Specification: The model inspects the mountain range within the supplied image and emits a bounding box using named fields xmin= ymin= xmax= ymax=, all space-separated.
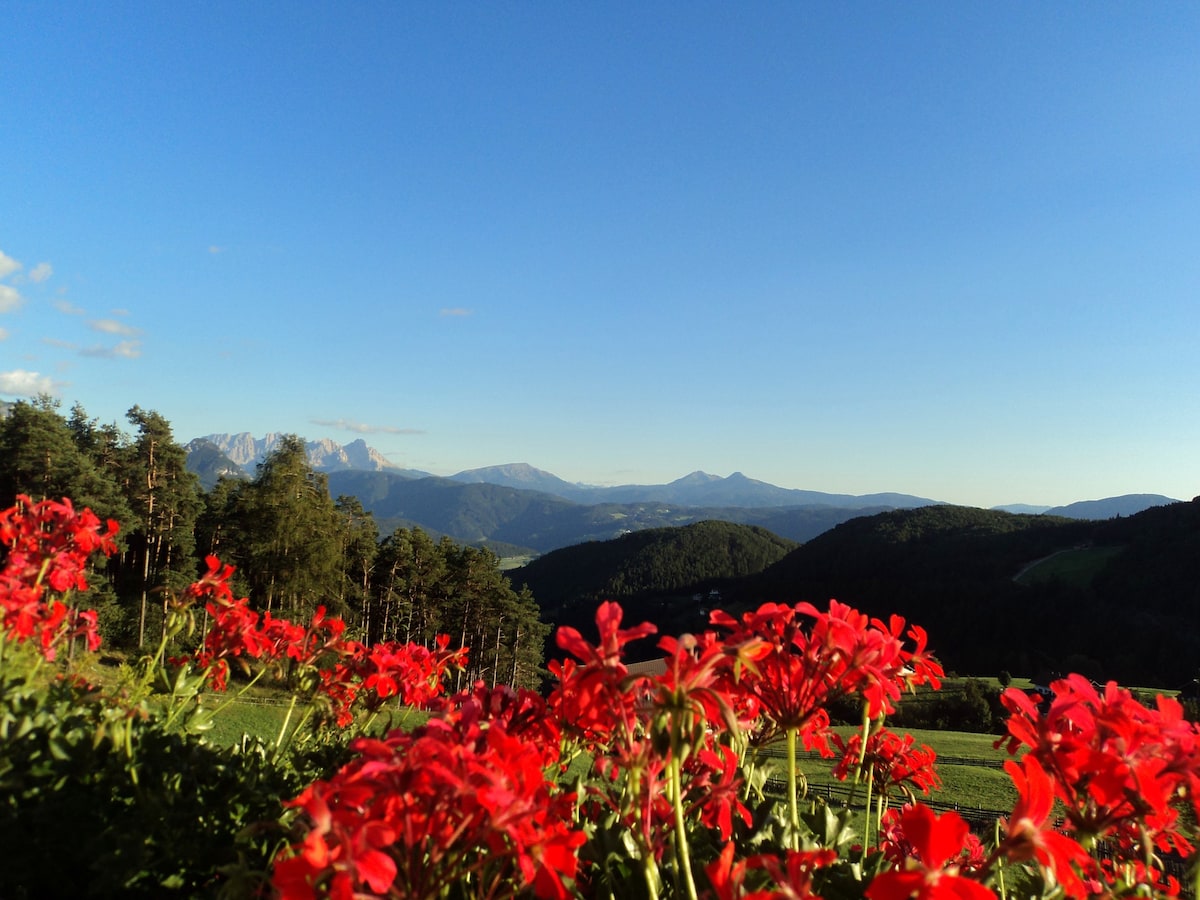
xmin=190 ymin=433 xmax=408 ymax=476
xmin=184 ymin=432 xmax=1183 ymax=553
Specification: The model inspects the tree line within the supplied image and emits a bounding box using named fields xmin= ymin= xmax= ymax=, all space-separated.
xmin=0 ymin=397 xmax=548 ymax=689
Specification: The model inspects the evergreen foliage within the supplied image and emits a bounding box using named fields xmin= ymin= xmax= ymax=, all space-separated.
xmin=367 ymin=528 xmax=548 ymax=690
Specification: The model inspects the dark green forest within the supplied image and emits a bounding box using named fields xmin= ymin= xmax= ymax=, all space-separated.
xmin=512 ymin=520 xmax=797 ymax=639
xmin=733 ymin=503 xmax=1200 ymax=689
xmin=0 ymin=398 xmax=548 ymax=690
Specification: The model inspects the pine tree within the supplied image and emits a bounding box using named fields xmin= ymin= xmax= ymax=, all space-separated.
xmin=333 ymin=494 xmax=378 ymax=628
xmin=122 ymin=406 xmax=202 ymax=646
xmin=0 ymin=397 xmax=130 ymax=522
xmin=235 ymin=435 xmax=343 ymax=618
xmin=369 ymin=527 xmax=448 ymax=645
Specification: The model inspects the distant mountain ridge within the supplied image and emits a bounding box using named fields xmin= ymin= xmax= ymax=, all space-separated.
xmin=197 ymin=432 xmax=427 ymax=477
xmin=183 ymin=434 xmax=1185 ymax=547
xmin=1044 ymin=494 xmax=1179 ymax=520
xmin=325 ymin=469 xmax=894 ymax=554
xmin=446 ymin=463 xmax=942 ymax=509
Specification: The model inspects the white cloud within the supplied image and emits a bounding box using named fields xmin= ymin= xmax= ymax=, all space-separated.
xmin=0 ymin=327 xmax=8 ymax=341
xmin=208 ymin=245 xmax=226 ymax=254
xmin=112 ymin=340 xmax=142 ymax=358
xmin=0 ymin=369 xmax=57 ymax=396
xmin=55 ymin=299 xmax=86 ymax=315
xmin=42 ymin=337 xmax=77 ymax=349
xmin=439 ymin=307 xmax=473 ymax=317
xmin=29 ymin=262 xmax=52 ymax=283
xmin=0 ymin=250 xmax=21 ymax=280
xmin=0 ymin=284 xmax=22 ymax=312
xmin=90 ymin=318 xmax=142 ymax=336
xmin=311 ymin=417 xmax=425 ymax=435
xmin=80 ymin=339 xmax=142 ymax=359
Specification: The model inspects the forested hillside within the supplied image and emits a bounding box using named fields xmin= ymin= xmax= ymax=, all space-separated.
xmin=726 ymin=502 xmax=1200 ymax=688
xmin=512 ymin=520 xmax=796 ymax=641
xmin=520 ymin=501 xmax=1200 ymax=687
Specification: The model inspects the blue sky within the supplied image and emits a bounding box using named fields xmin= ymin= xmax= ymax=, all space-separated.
xmin=2 ymin=3 xmax=1197 ymax=508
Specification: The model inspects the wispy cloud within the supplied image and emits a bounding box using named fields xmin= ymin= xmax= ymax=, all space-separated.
xmin=208 ymin=245 xmax=226 ymax=254
xmin=0 ymin=250 xmax=20 ymax=280
xmin=0 ymin=369 xmax=57 ymax=396
xmin=439 ymin=307 xmax=472 ymax=317
xmin=0 ymin=327 xmax=9 ymax=341
xmin=55 ymin=299 xmax=86 ymax=316
xmin=0 ymin=285 xmax=21 ymax=313
xmin=28 ymin=262 xmax=52 ymax=283
xmin=80 ymin=340 xmax=142 ymax=359
xmin=90 ymin=318 xmax=142 ymax=336
xmin=311 ymin=417 xmax=425 ymax=435
xmin=42 ymin=337 xmax=77 ymax=349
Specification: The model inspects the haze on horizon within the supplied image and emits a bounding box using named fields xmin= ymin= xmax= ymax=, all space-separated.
xmin=2 ymin=4 xmax=1197 ymax=511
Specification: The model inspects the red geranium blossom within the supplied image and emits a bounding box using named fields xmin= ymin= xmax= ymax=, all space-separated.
xmin=999 ymin=674 xmax=1200 ymax=859
xmin=710 ymin=600 xmax=943 ymax=750
xmin=867 ymin=804 xmax=996 ymax=900
xmin=273 ymin=686 xmax=584 ymax=900
xmin=832 ymin=728 xmax=941 ymax=802
xmin=0 ymin=495 xmax=117 ymax=659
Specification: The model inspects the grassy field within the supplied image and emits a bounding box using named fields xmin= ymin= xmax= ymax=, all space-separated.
xmin=80 ymin=651 xmax=1032 ymax=816
xmin=1014 ymin=545 xmax=1124 ymax=588
xmin=201 ymin=697 xmax=294 ymax=747
xmin=759 ymin=724 xmax=1021 ymax=816
xmin=196 ymin=694 xmax=1022 ymax=814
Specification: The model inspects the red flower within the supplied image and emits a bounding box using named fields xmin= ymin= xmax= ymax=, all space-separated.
xmin=832 ymin=728 xmax=941 ymax=800
xmin=710 ymin=600 xmax=942 ymax=749
xmin=274 ymin=706 xmax=584 ymax=900
xmin=1000 ymin=755 xmax=1095 ymax=898
xmin=706 ymin=845 xmax=839 ymax=900
xmin=866 ymin=805 xmax=996 ymax=900
xmin=999 ymin=674 xmax=1200 ymax=859
xmin=0 ymin=496 xmax=117 ymax=659
xmin=686 ymin=741 xmax=752 ymax=841
xmin=752 ymin=848 xmax=839 ymax=900
xmin=548 ymin=601 xmax=656 ymax=746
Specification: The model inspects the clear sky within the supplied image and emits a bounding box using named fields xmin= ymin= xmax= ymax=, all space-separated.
xmin=2 ymin=3 xmax=1197 ymax=508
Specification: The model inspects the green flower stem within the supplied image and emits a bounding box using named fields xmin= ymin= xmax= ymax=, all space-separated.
xmin=166 ymin=665 xmax=269 ymax=733
xmin=994 ymin=819 xmax=1007 ymax=899
xmin=842 ymin=710 xmax=876 ymax=811
xmin=786 ymin=725 xmax=801 ymax=851
xmin=861 ymin=769 xmax=875 ymax=865
xmin=274 ymin=693 xmax=299 ymax=749
xmin=273 ymin=700 xmax=318 ymax=760
xmin=669 ymin=750 xmax=699 ymax=900
xmin=641 ymin=850 xmax=663 ymax=900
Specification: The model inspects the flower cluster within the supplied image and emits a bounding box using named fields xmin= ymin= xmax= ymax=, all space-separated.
xmin=869 ymin=804 xmax=991 ymax=900
xmin=0 ymin=495 xmax=118 ymax=659
xmin=170 ymin=555 xmax=466 ymax=724
xmin=273 ymin=683 xmax=585 ymax=900
xmin=831 ymin=727 xmax=941 ymax=802
xmin=709 ymin=600 xmax=944 ymax=751
xmin=996 ymin=673 xmax=1200 ymax=896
